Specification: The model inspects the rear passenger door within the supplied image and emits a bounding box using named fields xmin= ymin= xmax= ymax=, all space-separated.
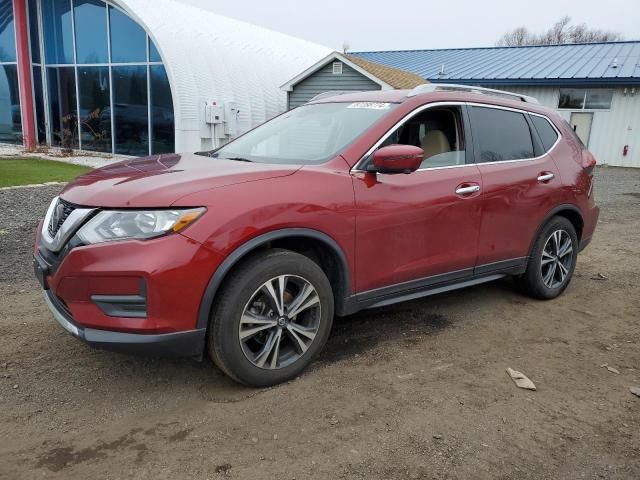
xmin=469 ymin=105 xmax=562 ymax=273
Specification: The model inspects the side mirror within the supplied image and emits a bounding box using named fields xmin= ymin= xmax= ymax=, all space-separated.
xmin=369 ymin=145 xmax=424 ymax=174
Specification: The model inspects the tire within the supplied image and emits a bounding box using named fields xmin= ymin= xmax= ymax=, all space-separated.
xmin=207 ymin=249 xmax=334 ymax=387
xmin=516 ymin=216 xmax=578 ymax=300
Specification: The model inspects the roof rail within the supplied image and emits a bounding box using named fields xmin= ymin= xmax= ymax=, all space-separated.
xmin=407 ymin=84 xmax=539 ymax=104
xmin=308 ymin=91 xmax=359 ymax=102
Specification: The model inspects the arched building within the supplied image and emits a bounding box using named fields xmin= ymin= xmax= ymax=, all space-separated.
xmin=0 ymin=0 xmax=329 ymax=154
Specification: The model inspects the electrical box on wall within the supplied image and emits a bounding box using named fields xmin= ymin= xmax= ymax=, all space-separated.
xmin=224 ymin=102 xmax=239 ymax=136
xmin=205 ymin=103 xmax=224 ymax=124
xmin=202 ymin=100 xmax=240 ymax=143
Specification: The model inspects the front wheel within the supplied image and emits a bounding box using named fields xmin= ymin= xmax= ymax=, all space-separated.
xmin=516 ymin=217 xmax=578 ymax=299
xmin=208 ymin=249 xmax=334 ymax=387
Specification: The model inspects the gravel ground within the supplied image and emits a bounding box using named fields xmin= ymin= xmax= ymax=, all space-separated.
xmin=0 ymin=167 xmax=639 ymax=479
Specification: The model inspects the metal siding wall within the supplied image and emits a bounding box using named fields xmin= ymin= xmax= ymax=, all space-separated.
xmin=486 ymin=85 xmax=640 ymax=168
xmin=288 ymin=62 xmax=381 ymax=109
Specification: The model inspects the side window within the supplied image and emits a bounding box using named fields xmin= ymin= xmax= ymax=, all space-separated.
xmin=530 ymin=115 xmax=559 ymax=152
xmin=379 ymin=107 xmax=466 ymax=168
xmin=470 ymin=106 xmax=534 ymax=162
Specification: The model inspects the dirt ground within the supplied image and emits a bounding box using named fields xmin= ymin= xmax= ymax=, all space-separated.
xmin=1 ymin=167 xmax=639 ymax=479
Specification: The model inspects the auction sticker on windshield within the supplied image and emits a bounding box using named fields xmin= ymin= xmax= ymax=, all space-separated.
xmin=347 ymin=102 xmax=391 ymax=110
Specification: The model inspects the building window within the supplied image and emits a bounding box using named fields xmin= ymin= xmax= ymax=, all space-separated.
xmin=0 ymin=0 xmax=21 ymax=144
xmin=73 ymin=0 xmax=108 ymax=63
xmin=332 ymin=62 xmax=343 ymax=75
xmin=47 ymin=66 xmax=78 ymax=148
xmin=0 ymin=65 xmax=22 ymax=144
xmin=0 ymin=0 xmax=17 ymax=62
xmin=41 ymin=0 xmax=74 ymax=64
xmin=558 ymin=88 xmax=613 ymax=110
xmin=28 ymin=0 xmax=41 ymax=63
xmin=33 ymin=66 xmax=46 ymax=143
xmin=150 ymin=65 xmax=174 ymax=154
xmin=109 ymin=5 xmax=146 ymax=63
xmin=112 ymin=65 xmax=148 ymax=156
xmin=22 ymin=0 xmax=174 ymax=154
xmin=77 ymin=66 xmax=111 ymax=152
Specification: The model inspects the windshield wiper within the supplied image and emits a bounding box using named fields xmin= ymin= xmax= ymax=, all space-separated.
xmin=222 ymin=156 xmax=253 ymax=163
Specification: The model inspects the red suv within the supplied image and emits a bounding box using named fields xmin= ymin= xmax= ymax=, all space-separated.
xmin=34 ymin=85 xmax=599 ymax=386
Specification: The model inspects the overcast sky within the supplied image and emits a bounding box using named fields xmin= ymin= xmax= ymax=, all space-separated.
xmin=184 ymin=0 xmax=638 ymax=51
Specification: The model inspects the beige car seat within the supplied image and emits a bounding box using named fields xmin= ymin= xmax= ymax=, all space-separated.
xmin=420 ymin=130 xmax=451 ymax=159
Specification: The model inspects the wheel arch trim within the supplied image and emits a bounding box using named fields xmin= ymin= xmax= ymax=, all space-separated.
xmin=528 ymin=203 xmax=584 ymax=258
xmin=196 ymin=228 xmax=352 ymax=329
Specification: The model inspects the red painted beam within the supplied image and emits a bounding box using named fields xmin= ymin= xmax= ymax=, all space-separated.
xmin=13 ymin=0 xmax=36 ymax=151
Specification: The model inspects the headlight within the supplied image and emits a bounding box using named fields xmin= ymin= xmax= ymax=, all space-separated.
xmin=76 ymin=208 xmax=205 ymax=244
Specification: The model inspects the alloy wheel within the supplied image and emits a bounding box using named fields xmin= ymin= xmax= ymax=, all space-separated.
xmin=541 ymin=229 xmax=574 ymax=289
xmin=239 ymin=275 xmax=321 ymax=370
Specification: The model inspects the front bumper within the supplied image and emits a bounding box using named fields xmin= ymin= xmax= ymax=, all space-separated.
xmin=42 ymin=288 xmax=206 ymax=358
xmin=33 ymin=215 xmax=223 ymax=359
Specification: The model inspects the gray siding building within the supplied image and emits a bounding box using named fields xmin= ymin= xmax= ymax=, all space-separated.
xmin=282 ymin=52 xmax=426 ymax=110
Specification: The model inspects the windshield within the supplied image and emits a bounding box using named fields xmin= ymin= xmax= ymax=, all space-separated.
xmin=204 ymin=102 xmax=396 ymax=164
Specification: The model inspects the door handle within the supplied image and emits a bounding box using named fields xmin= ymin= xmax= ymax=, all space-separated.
xmin=537 ymin=172 xmax=555 ymax=182
xmin=455 ymin=185 xmax=480 ymax=195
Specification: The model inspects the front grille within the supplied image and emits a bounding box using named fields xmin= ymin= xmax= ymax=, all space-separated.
xmin=47 ymin=199 xmax=76 ymax=237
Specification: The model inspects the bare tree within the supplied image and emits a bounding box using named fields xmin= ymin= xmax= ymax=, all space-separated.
xmin=496 ymin=16 xmax=623 ymax=46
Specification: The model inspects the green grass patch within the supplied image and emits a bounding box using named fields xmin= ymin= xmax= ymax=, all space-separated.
xmin=0 ymin=157 xmax=92 ymax=188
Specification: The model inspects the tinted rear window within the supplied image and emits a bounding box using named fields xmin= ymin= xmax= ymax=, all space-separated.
xmin=470 ymin=107 xmax=534 ymax=162
xmin=530 ymin=115 xmax=559 ymax=152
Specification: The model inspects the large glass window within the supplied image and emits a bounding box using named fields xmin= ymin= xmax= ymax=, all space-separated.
xmin=0 ymin=65 xmax=22 ymax=144
xmin=78 ymin=66 xmax=111 ymax=152
xmin=585 ymin=89 xmax=614 ymax=109
xmin=470 ymin=107 xmax=534 ymax=162
xmin=112 ymin=66 xmax=148 ymax=156
xmin=0 ymin=0 xmax=16 ymax=62
xmin=24 ymin=0 xmax=174 ymax=154
xmin=27 ymin=0 xmax=41 ymax=63
xmin=558 ymin=88 xmax=613 ymax=110
xmin=74 ymin=0 xmax=108 ymax=63
xmin=33 ymin=66 xmax=46 ymax=143
xmin=150 ymin=65 xmax=174 ymax=154
xmin=109 ymin=6 xmax=146 ymax=63
xmin=149 ymin=39 xmax=161 ymax=62
xmin=42 ymin=0 xmax=74 ymax=64
xmin=47 ymin=66 xmax=78 ymax=148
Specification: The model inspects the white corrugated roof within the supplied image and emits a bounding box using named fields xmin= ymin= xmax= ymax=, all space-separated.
xmin=114 ymin=0 xmax=331 ymax=151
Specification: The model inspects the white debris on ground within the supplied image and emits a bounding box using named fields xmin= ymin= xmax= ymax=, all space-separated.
xmin=600 ymin=363 xmax=621 ymax=374
xmin=0 ymin=144 xmax=128 ymax=168
xmin=506 ymin=368 xmax=537 ymax=391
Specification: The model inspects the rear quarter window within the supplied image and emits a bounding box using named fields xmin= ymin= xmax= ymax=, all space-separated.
xmin=469 ymin=106 xmax=534 ymax=162
xmin=530 ymin=115 xmax=559 ymax=152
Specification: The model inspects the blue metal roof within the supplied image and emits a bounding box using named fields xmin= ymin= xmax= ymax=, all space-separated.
xmin=352 ymin=41 xmax=640 ymax=86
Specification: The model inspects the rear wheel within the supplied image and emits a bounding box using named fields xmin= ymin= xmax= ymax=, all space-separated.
xmin=517 ymin=217 xmax=578 ymax=299
xmin=208 ymin=249 xmax=334 ymax=387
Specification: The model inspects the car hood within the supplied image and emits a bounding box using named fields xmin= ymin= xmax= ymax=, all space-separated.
xmin=59 ymin=153 xmax=301 ymax=208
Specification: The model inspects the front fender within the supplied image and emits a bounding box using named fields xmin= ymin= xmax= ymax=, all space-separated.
xmin=173 ymin=168 xmax=357 ymax=328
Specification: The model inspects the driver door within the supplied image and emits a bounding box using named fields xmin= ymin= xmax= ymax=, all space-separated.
xmin=351 ymin=104 xmax=483 ymax=295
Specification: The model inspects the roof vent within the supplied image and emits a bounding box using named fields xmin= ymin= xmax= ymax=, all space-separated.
xmin=332 ymin=62 xmax=343 ymax=75
xmin=611 ymin=58 xmax=620 ymax=69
